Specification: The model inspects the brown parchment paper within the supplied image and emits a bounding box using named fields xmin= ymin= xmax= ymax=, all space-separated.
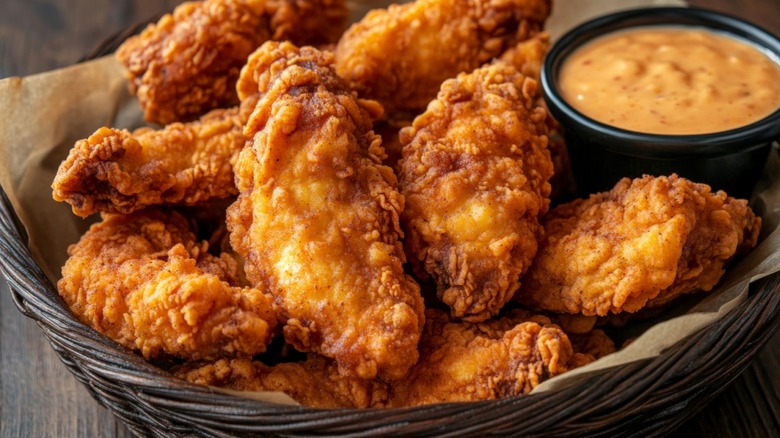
xmin=0 ymin=0 xmax=778 ymax=405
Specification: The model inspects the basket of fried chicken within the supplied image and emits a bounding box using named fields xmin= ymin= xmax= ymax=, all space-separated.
xmin=2 ymin=0 xmax=780 ymax=436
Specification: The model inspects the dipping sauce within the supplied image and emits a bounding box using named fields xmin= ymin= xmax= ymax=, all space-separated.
xmin=559 ymin=27 xmax=780 ymax=135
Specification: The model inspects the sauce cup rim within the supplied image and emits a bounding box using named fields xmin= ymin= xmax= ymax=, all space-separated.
xmin=541 ymin=6 xmax=780 ymax=159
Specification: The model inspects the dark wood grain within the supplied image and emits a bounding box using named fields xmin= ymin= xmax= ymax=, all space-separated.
xmin=689 ymin=0 xmax=780 ymax=36
xmin=680 ymin=0 xmax=780 ymax=434
xmin=0 ymin=2 xmax=179 ymax=437
xmin=0 ymin=0 xmax=180 ymax=78
xmin=1 ymin=281 xmax=131 ymax=437
xmin=0 ymin=0 xmax=779 ymax=437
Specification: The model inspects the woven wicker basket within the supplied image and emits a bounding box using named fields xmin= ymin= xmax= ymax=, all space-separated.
xmin=2 ymin=17 xmax=780 ymax=438
xmin=2 ymin=185 xmax=779 ymax=436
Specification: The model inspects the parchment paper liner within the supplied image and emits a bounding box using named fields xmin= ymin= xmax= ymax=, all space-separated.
xmin=2 ymin=0 xmax=777 ymax=406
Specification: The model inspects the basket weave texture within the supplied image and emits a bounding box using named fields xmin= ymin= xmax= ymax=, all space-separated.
xmin=1 ymin=23 xmax=780 ymax=437
xmin=3 ymin=176 xmax=780 ymax=437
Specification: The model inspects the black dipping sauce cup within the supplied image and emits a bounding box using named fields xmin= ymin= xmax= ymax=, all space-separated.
xmin=541 ymin=7 xmax=780 ymax=199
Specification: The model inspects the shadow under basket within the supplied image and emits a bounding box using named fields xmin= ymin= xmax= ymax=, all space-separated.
xmin=2 ymin=23 xmax=780 ymax=436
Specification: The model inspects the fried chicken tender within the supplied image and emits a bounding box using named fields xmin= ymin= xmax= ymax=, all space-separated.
xmin=399 ymin=62 xmax=552 ymax=322
xmin=550 ymin=313 xmax=598 ymax=334
xmin=116 ymin=0 xmax=347 ymax=124
xmin=498 ymin=31 xmax=550 ymax=80
xmin=515 ymin=175 xmax=762 ymax=316
xmin=373 ymin=118 xmax=411 ymax=172
xmin=176 ymin=355 xmax=389 ymax=408
xmin=58 ymin=209 xmax=277 ymax=360
xmin=385 ymin=309 xmax=588 ymax=407
xmin=334 ymin=0 xmax=552 ymax=114
xmin=498 ymin=33 xmax=577 ymax=202
xmin=568 ymin=329 xmax=616 ymax=360
xmin=526 ymin=313 xmax=615 ymax=359
xmin=227 ymin=42 xmax=425 ymax=381
xmin=52 ymin=98 xmax=257 ymax=218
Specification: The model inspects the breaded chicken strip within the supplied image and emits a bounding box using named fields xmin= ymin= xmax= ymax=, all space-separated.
xmin=177 ymin=309 xmax=607 ymax=409
xmin=227 ymin=42 xmax=425 ymax=381
xmin=371 ymin=34 xmax=551 ymax=177
xmin=385 ymin=308 xmax=589 ymax=407
xmin=52 ymin=98 xmax=257 ymax=218
xmin=116 ymin=0 xmax=347 ymax=124
xmin=498 ymin=32 xmax=577 ymax=202
xmin=58 ymin=209 xmax=277 ymax=361
xmin=334 ymin=0 xmax=551 ymax=114
xmin=515 ymin=175 xmax=761 ymax=316
xmin=373 ymin=118 xmax=410 ymax=172
xmin=399 ymin=62 xmax=552 ymax=322
xmin=176 ymin=355 xmax=389 ymax=408
xmin=568 ymin=329 xmax=616 ymax=360
xmin=498 ymin=31 xmax=550 ymax=80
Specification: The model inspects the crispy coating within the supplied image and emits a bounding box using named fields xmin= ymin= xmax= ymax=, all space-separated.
xmin=385 ymin=309 xmax=588 ymax=407
xmin=373 ymin=118 xmax=411 ymax=173
xmin=227 ymin=42 xmax=425 ymax=381
xmin=399 ymin=62 xmax=552 ymax=322
xmin=176 ymin=355 xmax=389 ymax=408
xmin=546 ymin=128 xmax=577 ymax=203
xmin=177 ymin=309 xmax=605 ymax=409
xmin=57 ymin=209 xmax=277 ymax=360
xmin=334 ymin=0 xmax=552 ymax=114
xmin=498 ymin=31 xmax=550 ymax=80
xmin=498 ymin=33 xmax=576 ymax=202
xmin=52 ymin=98 xmax=257 ymax=218
xmin=116 ymin=0 xmax=347 ymax=124
xmin=568 ymin=329 xmax=616 ymax=360
xmin=550 ymin=313 xmax=598 ymax=334
xmin=516 ymin=175 xmax=762 ymax=316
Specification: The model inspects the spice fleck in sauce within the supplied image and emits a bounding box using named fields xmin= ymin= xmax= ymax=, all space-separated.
xmin=559 ymin=27 xmax=780 ymax=135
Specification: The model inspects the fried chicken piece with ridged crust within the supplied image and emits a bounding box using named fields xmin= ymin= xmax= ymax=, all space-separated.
xmin=498 ymin=32 xmax=577 ymax=202
xmin=372 ymin=35 xmax=551 ymax=199
xmin=372 ymin=118 xmax=411 ymax=173
xmin=227 ymin=42 xmax=425 ymax=381
xmin=52 ymin=97 xmax=257 ymax=218
xmin=58 ymin=209 xmax=277 ymax=361
xmin=399 ymin=62 xmax=552 ymax=322
xmin=175 ymin=355 xmax=389 ymax=408
xmin=568 ymin=329 xmax=616 ymax=360
xmin=385 ymin=308 xmax=590 ymax=407
xmin=498 ymin=31 xmax=550 ymax=80
xmin=515 ymin=175 xmax=761 ymax=316
xmin=116 ymin=0 xmax=347 ymax=124
xmin=334 ymin=0 xmax=551 ymax=114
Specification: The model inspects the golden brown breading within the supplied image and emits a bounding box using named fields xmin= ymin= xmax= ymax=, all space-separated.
xmin=373 ymin=118 xmax=411 ymax=173
xmin=568 ymin=329 xmax=616 ymax=360
xmin=227 ymin=42 xmax=425 ymax=381
xmin=385 ymin=309 xmax=588 ymax=407
xmin=177 ymin=309 xmax=605 ymax=409
xmin=498 ymin=31 xmax=550 ymax=80
xmin=334 ymin=0 xmax=551 ymax=114
xmin=550 ymin=313 xmax=598 ymax=334
xmin=52 ymin=98 xmax=256 ymax=218
xmin=399 ymin=62 xmax=552 ymax=322
xmin=116 ymin=0 xmax=347 ymax=124
xmin=175 ymin=355 xmax=389 ymax=408
xmin=497 ymin=32 xmax=577 ymax=202
xmin=546 ymin=128 xmax=577 ymax=203
xmin=515 ymin=175 xmax=762 ymax=316
xmin=57 ymin=209 xmax=277 ymax=361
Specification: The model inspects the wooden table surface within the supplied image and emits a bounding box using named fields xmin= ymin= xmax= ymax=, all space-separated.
xmin=1 ymin=0 xmax=779 ymax=436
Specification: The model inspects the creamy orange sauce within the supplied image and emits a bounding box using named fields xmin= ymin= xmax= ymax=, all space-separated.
xmin=559 ymin=27 xmax=780 ymax=134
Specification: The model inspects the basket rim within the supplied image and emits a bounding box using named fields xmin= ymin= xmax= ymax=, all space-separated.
xmin=2 ymin=183 xmax=780 ymax=437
